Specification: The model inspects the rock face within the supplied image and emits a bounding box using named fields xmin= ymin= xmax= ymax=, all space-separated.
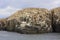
xmin=0 ymin=19 xmax=7 ymax=30
xmin=51 ymin=7 xmax=60 ymax=32
xmin=7 ymin=8 xmax=52 ymax=34
xmin=1 ymin=8 xmax=60 ymax=34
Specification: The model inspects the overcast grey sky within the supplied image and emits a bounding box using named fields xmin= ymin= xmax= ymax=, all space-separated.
xmin=0 ymin=0 xmax=60 ymax=18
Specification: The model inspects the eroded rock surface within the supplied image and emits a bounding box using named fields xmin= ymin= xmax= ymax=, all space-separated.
xmin=6 ymin=8 xmax=52 ymax=34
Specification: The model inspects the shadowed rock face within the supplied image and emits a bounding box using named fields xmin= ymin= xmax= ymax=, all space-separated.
xmin=0 ymin=19 xmax=7 ymax=30
xmin=7 ymin=8 xmax=52 ymax=34
xmin=51 ymin=7 xmax=60 ymax=33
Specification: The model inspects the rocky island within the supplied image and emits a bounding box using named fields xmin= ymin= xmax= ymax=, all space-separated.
xmin=0 ymin=8 xmax=60 ymax=34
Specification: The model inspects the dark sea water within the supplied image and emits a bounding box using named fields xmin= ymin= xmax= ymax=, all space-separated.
xmin=0 ymin=31 xmax=60 ymax=40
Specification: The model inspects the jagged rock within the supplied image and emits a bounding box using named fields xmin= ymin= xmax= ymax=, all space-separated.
xmin=7 ymin=8 xmax=52 ymax=34
xmin=51 ymin=7 xmax=60 ymax=32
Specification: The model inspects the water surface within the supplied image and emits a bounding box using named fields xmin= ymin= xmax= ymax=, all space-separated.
xmin=0 ymin=31 xmax=60 ymax=40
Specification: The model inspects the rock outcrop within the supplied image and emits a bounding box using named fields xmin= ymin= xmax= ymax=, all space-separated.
xmin=0 ymin=19 xmax=7 ymax=30
xmin=1 ymin=7 xmax=60 ymax=34
xmin=7 ymin=8 xmax=52 ymax=34
xmin=51 ymin=7 xmax=60 ymax=32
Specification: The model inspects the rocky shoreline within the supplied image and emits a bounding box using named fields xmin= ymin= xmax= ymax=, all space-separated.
xmin=0 ymin=8 xmax=60 ymax=34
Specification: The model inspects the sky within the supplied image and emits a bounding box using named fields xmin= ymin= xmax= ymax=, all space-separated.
xmin=0 ymin=0 xmax=60 ymax=18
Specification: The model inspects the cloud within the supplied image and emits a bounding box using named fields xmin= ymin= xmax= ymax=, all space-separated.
xmin=6 ymin=0 xmax=60 ymax=9
xmin=0 ymin=6 xmax=19 ymax=18
xmin=0 ymin=0 xmax=58 ymax=9
xmin=50 ymin=0 xmax=60 ymax=8
xmin=53 ymin=0 xmax=60 ymax=4
xmin=0 ymin=0 xmax=60 ymax=18
xmin=0 ymin=0 xmax=60 ymax=9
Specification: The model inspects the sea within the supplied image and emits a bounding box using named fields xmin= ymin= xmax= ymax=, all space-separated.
xmin=0 ymin=31 xmax=60 ymax=40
